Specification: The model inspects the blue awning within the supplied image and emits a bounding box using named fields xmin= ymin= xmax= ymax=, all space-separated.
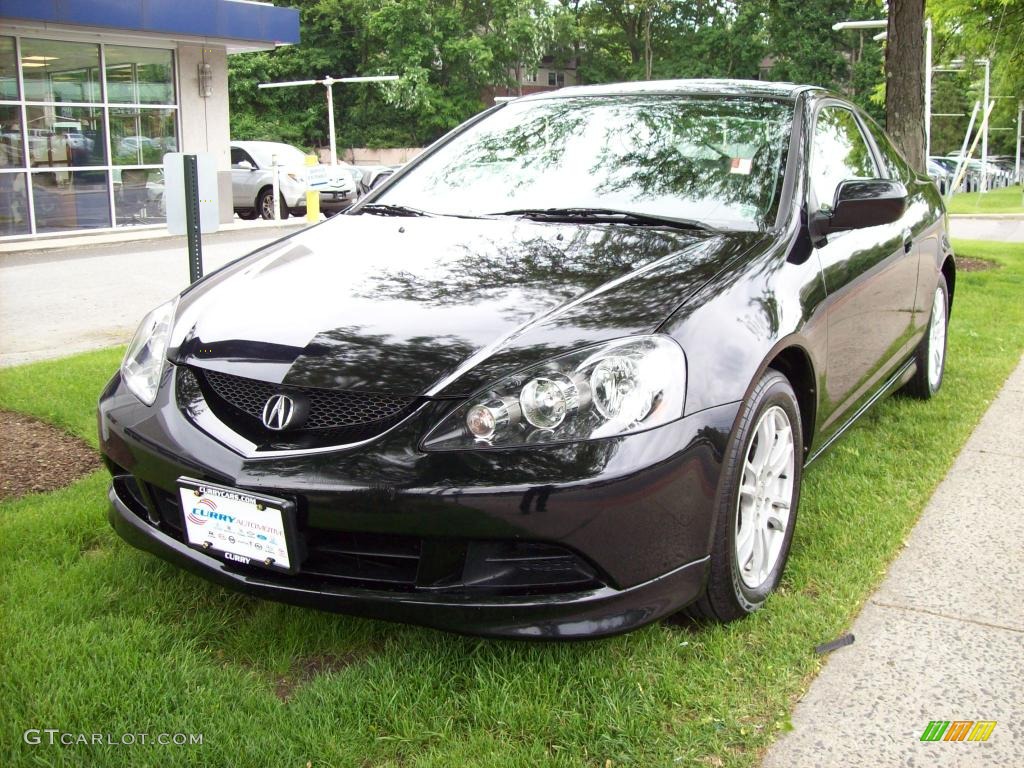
xmin=1 ymin=0 xmax=300 ymax=46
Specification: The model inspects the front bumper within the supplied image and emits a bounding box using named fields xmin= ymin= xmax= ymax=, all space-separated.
xmin=99 ymin=365 xmax=738 ymax=638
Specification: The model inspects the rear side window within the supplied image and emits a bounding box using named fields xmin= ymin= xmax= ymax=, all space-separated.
xmin=862 ymin=116 xmax=917 ymax=184
xmin=809 ymin=106 xmax=878 ymax=211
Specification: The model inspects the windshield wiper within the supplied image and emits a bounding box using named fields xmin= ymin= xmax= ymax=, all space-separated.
xmin=487 ymin=207 xmax=718 ymax=233
xmin=355 ymin=203 xmax=434 ymax=217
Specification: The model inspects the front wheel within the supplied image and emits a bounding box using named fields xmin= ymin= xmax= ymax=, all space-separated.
xmin=902 ymin=275 xmax=949 ymax=399
xmin=687 ymin=369 xmax=802 ymax=622
xmin=257 ymin=188 xmax=287 ymax=220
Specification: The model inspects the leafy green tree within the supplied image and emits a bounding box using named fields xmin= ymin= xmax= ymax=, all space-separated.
xmin=931 ymin=0 xmax=1024 ymax=156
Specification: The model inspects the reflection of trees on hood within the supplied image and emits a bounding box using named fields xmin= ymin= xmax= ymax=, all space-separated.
xmin=356 ymin=225 xmax=692 ymax=310
xmin=285 ymin=326 xmax=476 ymax=395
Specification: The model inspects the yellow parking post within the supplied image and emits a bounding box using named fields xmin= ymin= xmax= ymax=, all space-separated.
xmin=305 ymin=154 xmax=320 ymax=223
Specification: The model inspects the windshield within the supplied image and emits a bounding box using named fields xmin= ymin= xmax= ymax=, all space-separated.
xmin=375 ymin=95 xmax=793 ymax=230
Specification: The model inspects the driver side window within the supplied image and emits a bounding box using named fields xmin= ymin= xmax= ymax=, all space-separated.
xmin=231 ymin=147 xmax=255 ymax=167
xmin=810 ymin=106 xmax=878 ymax=212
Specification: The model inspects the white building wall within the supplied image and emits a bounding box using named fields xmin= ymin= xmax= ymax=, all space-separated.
xmin=176 ymin=43 xmax=233 ymax=224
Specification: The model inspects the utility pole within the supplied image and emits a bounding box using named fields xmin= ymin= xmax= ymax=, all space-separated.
xmin=258 ymin=75 xmax=399 ymax=165
xmin=1016 ymin=100 xmax=1022 ymax=184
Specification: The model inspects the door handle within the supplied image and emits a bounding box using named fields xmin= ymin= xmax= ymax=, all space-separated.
xmin=902 ymin=229 xmax=913 ymax=254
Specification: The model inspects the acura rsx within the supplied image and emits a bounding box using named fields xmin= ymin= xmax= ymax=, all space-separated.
xmin=99 ymin=80 xmax=954 ymax=638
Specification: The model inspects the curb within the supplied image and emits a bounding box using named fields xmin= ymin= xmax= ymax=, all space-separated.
xmin=948 ymin=213 xmax=1024 ymax=220
xmin=0 ymin=217 xmax=312 ymax=256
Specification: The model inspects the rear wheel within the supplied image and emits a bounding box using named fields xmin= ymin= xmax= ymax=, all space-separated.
xmin=903 ymin=275 xmax=949 ymax=399
xmin=688 ymin=369 xmax=802 ymax=622
xmin=236 ymin=208 xmax=258 ymax=220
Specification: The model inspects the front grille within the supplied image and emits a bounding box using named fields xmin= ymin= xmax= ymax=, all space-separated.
xmin=179 ymin=366 xmax=422 ymax=449
xmin=202 ymin=368 xmax=415 ymax=429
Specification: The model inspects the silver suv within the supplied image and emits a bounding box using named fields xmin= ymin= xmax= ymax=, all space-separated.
xmin=230 ymin=141 xmax=358 ymax=219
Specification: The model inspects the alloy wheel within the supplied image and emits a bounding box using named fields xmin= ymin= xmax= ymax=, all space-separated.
xmin=735 ymin=405 xmax=795 ymax=589
xmin=927 ymin=286 xmax=947 ymax=391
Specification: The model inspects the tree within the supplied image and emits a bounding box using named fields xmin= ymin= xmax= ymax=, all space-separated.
xmin=931 ymin=0 xmax=1024 ymax=156
xmin=884 ymin=0 xmax=926 ymax=171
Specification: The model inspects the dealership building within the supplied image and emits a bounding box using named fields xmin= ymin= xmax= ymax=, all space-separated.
xmin=0 ymin=0 xmax=299 ymax=240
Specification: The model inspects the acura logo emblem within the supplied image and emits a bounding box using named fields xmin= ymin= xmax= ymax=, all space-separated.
xmin=262 ymin=394 xmax=296 ymax=431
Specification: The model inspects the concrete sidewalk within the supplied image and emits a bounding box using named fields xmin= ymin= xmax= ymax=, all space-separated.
xmin=0 ymin=223 xmax=310 ymax=367
xmin=949 ymin=214 xmax=1024 ymax=242
xmin=762 ymin=357 xmax=1024 ymax=767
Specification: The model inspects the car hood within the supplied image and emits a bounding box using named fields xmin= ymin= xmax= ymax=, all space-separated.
xmin=171 ymin=216 xmax=762 ymax=396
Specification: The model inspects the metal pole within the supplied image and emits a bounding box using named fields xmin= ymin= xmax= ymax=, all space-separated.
xmin=271 ymin=153 xmax=280 ymax=221
xmin=325 ymin=77 xmax=337 ymax=166
xmin=949 ymin=100 xmax=980 ymax=200
xmin=924 ymin=18 xmax=932 ymax=161
xmin=980 ymin=59 xmax=990 ymax=193
xmin=1011 ymin=100 xmax=1019 ymax=185
xmin=949 ymin=100 xmax=995 ymax=197
xmin=183 ymin=154 xmax=203 ymax=283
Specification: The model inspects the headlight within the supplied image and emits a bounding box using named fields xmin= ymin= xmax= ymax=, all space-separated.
xmin=422 ymin=335 xmax=686 ymax=450
xmin=121 ymin=298 xmax=177 ymax=406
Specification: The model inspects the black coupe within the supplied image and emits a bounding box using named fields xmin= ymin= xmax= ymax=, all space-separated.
xmin=100 ymin=80 xmax=954 ymax=638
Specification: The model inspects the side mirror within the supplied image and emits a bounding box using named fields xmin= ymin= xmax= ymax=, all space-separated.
xmin=233 ymin=160 xmax=254 ymax=171
xmin=810 ymin=179 xmax=907 ymax=244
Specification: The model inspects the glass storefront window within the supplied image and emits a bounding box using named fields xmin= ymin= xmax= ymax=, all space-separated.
xmin=0 ymin=105 xmax=25 ymax=168
xmin=25 ymin=106 xmax=106 ymax=167
xmin=4 ymin=37 xmax=179 ymax=236
xmin=0 ymin=36 xmax=18 ymax=100
xmin=113 ymin=168 xmax=166 ymax=225
xmin=105 ymin=46 xmax=174 ymax=105
xmin=31 ymin=170 xmax=110 ymax=232
xmin=21 ymin=39 xmax=101 ymax=103
xmin=0 ymin=173 xmax=31 ymax=235
xmin=110 ymin=108 xmax=177 ymax=165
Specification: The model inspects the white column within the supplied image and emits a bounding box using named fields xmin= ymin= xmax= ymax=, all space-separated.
xmin=325 ymin=77 xmax=337 ymax=166
xmin=980 ymin=59 xmax=990 ymax=193
xmin=1015 ymin=101 xmax=1022 ymax=184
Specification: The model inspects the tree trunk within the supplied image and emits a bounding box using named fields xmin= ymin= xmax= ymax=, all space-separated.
xmin=884 ymin=0 xmax=926 ymax=172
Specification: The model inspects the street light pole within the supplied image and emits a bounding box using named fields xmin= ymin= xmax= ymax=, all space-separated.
xmin=258 ymin=75 xmax=400 ymax=166
xmin=324 ymin=78 xmax=337 ymax=165
xmin=979 ymin=58 xmax=990 ymax=193
xmin=1016 ymin=100 xmax=1022 ymax=184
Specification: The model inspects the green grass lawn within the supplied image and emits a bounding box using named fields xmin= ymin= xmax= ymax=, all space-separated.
xmin=947 ymin=184 xmax=1023 ymax=214
xmin=2 ymin=240 xmax=1023 ymax=767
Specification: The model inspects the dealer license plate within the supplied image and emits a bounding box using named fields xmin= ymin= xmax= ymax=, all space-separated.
xmin=178 ymin=478 xmax=297 ymax=573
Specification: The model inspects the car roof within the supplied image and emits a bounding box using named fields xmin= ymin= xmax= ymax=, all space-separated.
xmin=517 ymin=79 xmax=822 ymax=103
xmin=232 ymin=140 xmax=299 ymax=151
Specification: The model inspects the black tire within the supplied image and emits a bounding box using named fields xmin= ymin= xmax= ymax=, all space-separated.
xmin=236 ymin=208 xmax=258 ymax=221
xmin=256 ymin=188 xmax=288 ymax=220
xmin=902 ymin=274 xmax=949 ymax=399
xmin=687 ymin=369 xmax=803 ymax=622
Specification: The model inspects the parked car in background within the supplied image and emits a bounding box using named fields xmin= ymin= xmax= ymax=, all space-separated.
xmin=926 ymin=159 xmax=952 ymax=195
xmin=103 ymin=80 xmax=954 ymax=638
xmin=353 ymin=164 xmax=399 ymax=194
xmin=230 ymin=141 xmax=357 ymax=220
